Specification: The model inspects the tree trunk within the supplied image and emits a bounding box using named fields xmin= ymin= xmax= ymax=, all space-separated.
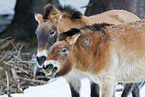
xmin=85 ymin=0 xmax=145 ymax=19
xmin=0 ymin=0 xmax=59 ymax=39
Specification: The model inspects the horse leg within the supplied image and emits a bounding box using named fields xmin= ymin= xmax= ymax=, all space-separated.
xmin=91 ymin=82 xmax=99 ymax=97
xmin=70 ymin=84 xmax=80 ymax=97
xmin=101 ymin=81 xmax=114 ymax=97
xmin=121 ymin=83 xmax=134 ymax=97
xmin=132 ymin=83 xmax=140 ymax=97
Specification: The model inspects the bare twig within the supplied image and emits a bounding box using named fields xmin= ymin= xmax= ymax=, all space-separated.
xmin=11 ymin=68 xmax=23 ymax=92
xmin=0 ymin=36 xmax=12 ymax=42
xmin=0 ymin=48 xmax=15 ymax=62
xmin=10 ymin=39 xmax=17 ymax=52
xmin=12 ymin=44 xmax=23 ymax=65
xmin=5 ymin=71 xmax=11 ymax=97
xmin=18 ymin=77 xmax=47 ymax=84
xmin=7 ymin=61 xmax=36 ymax=64
xmin=0 ymin=40 xmax=11 ymax=50
xmin=80 ymin=3 xmax=94 ymax=8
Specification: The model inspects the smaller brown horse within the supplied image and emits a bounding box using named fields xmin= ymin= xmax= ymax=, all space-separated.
xmin=42 ymin=20 xmax=145 ymax=97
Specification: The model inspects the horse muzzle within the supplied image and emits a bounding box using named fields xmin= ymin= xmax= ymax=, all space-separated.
xmin=42 ymin=60 xmax=60 ymax=78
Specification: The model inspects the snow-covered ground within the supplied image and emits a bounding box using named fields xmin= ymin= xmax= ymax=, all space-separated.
xmin=0 ymin=0 xmax=145 ymax=97
xmin=0 ymin=77 xmax=145 ymax=97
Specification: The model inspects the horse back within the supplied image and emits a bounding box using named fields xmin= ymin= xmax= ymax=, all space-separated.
xmin=86 ymin=10 xmax=140 ymax=25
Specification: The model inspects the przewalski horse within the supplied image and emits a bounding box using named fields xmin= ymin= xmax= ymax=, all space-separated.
xmin=34 ymin=4 xmax=140 ymax=97
xmin=42 ymin=20 xmax=145 ymax=97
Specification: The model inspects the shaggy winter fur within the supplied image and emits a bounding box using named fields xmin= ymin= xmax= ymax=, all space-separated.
xmin=43 ymin=19 xmax=145 ymax=97
xmin=35 ymin=3 xmax=141 ymax=97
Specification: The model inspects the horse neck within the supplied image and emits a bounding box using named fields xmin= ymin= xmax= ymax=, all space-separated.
xmin=57 ymin=17 xmax=88 ymax=34
xmin=71 ymin=31 xmax=111 ymax=74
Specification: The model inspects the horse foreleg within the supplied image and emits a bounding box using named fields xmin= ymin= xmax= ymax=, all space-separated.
xmin=91 ymin=82 xmax=100 ymax=97
xmin=101 ymin=81 xmax=114 ymax=97
xmin=132 ymin=83 xmax=140 ymax=97
xmin=121 ymin=83 xmax=140 ymax=97
xmin=121 ymin=83 xmax=134 ymax=97
xmin=70 ymin=84 xmax=80 ymax=97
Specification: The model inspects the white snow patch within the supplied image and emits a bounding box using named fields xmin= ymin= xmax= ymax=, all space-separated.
xmin=0 ymin=0 xmax=16 ymax=15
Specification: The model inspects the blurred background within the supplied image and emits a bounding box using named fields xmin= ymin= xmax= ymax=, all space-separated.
xmin=0 ymin=0 xmax=145 ymax=39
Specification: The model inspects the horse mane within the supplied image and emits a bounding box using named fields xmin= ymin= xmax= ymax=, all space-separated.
xmin=59 ymin=23 xmax=111 ymax=41
xmin=43 ymin=4 xmax=82 ymax=19
xmin=82 ymin=23 xmax=111 ymax=32
xmin=59 ymin=28 xmax=80 ymax=41
xmin=57 ymin=5 xmax=82 ymax=19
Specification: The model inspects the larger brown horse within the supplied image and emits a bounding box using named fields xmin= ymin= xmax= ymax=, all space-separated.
xmin=34 ymin=4 xmax=140 ymax=97
xmin=42 ymin=19 xmax=145 ymax=97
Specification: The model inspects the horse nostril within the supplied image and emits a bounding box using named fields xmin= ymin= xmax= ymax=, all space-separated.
xmin=46 ymin=64 xmax=53 ymax=70
xmin=52 ymin=67 xmax=58 ymax=74
xmin=37 ymin=56 xmax=47 ymax=66
xmin=43 ymin=64 xmax=53 ymax=70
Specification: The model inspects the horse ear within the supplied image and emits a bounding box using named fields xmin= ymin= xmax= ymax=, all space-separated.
xmin=67 ymin=34 xmax=81 ymax=45
xmin=58 ymin=28 xmax=81 ymax=45
xmin=51 ymin=5 xmax=60 ymax=15
xmin=43 ymin=4 xmax=60 ymax=19
xmin=35 ymin=13 xmax=43 ymax=23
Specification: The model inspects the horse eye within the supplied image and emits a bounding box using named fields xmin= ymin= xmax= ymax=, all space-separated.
xmin=35 ymin=31 xmax=38 ymax=34
xmin=50 ymin=31 xmax=55 ymax=35
xmin=61 ymin=48 xmax=67 ymax=53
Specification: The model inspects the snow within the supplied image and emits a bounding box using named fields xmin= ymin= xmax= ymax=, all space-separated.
xmin=1 ymin=77 xmax=71 ymax=97
xmin=1 ymin=77 xmax=145 ymax=97
xmin=1 ymin=0 xmax=145 ymax=97
xmin=0 ymin=0 xmax=16 ymax=15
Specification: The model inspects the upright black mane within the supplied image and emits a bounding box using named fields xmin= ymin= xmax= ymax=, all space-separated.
xmin=57 ymin=5 xmax=82 ymax=19
xmin=43 ymin=4 xmax=82 ymax=19
xmin=82 ymin=23 xmax=111 ymax=32
xmin=59 ymin=28 xmax=80 ymax=41
xmin=81 ymin=23 xmax=111 ymax=36
xmin=59 ymin=23 xmax=111 ymax=41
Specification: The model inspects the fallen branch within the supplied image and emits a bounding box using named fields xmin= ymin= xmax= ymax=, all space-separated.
xmin=18 ymin=77 xmax=48 ymax=84
xmin=0 ymin=40 xmax=12 ymax=50
xmin=5 ymin=71 xmax=11 ymax=97
xmin=0 ymin=48 xmax=15 ymax=62
xmin=0 ymin=36 xmax=12 ymax=42
xmin=11 ymin=68 xmax=23 ymax=92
